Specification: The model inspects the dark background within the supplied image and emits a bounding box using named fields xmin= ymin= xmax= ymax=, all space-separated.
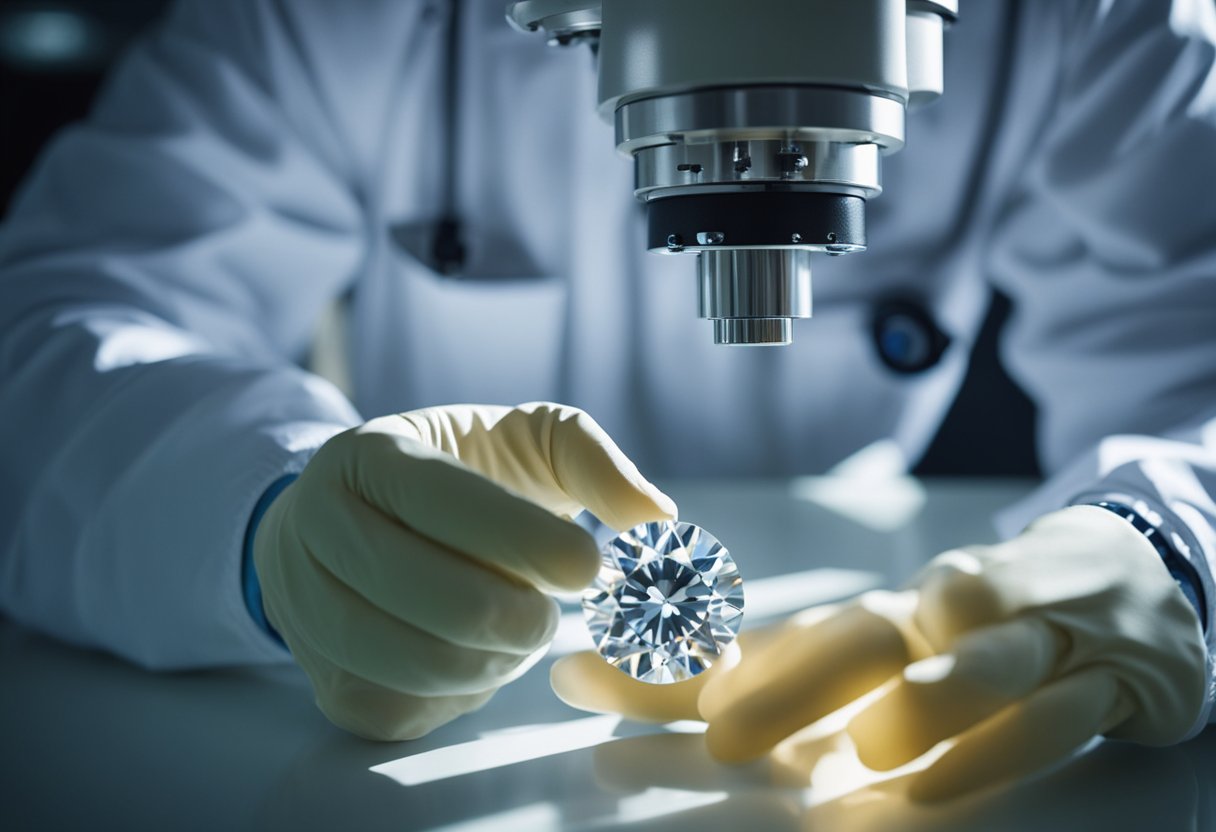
xmin=1 ymin=1 xmax=170 ymax=212
xmin=0 ymin=1 xmax=1040 ymax=478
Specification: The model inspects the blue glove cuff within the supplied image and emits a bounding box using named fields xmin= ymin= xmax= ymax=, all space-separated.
xmin=242 ymin=474 xmax=297 ymax=646
xmin=1090 ymin=500 xmax=1208 ymax=631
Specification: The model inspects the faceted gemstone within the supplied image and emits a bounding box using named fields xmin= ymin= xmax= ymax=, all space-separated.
xmin=583 ymin=521 xmax=745 ymax=684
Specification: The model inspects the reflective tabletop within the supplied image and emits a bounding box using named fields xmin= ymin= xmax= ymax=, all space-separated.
xmin=5 ymin=476 xmax=1215 ymax=831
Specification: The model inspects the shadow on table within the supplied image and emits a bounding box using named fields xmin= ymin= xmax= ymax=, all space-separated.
xmin=7 ymin=618 xmax=1214 ymax=832
xmin=249 ymin=717 xmax=1215 ymax=831
xmin=584 ymin=727 xmax=1214 ymax=832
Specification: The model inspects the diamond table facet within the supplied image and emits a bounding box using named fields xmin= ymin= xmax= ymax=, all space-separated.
xmin=583 ymin=521 xmax=745 ymax=684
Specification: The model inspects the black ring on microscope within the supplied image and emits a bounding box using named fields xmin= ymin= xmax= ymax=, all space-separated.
xmin=646 ymin=191 xmax=867 ymax=251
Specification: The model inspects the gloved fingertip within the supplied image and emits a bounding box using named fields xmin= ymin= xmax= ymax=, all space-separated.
xmin=595 ymin=484 xmax=678 ymax=532
xmin=648 ymin=485 xmax=679 ymax=521
xmin=694 ymin=639 xmax=748 ymax=721
xmin=903 ymin=653 xmax=958 ymax=685
xmin=696 ymin=675 xmax=728 ymax=722
xmin=704 ymin=722 xmax=767 ymax=764
xmin=550 ymin=654 xmax=594 ymax=703
xmin=903 ymin=738 xmax=1015 ymax=804
xmin=845 ymin=714 xmax=905 ymax=773
xmin=549 ymin=655 xmax=581 ymax=705
xmin=538 ymin=596 xmax=563 ymax=645
xmin=541 ymin=523 xmax=603 ymax=593
xmin=906 ymin=769 xmax=965 ymax=804
xmin=549 ymin=653 xmax=624 ymax=715
xmin=558 ymin=552 xmax=603 ymax=594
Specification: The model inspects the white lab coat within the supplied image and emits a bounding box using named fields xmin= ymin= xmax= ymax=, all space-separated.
xmin=1 ymin=0 xmax=1214 ymax=726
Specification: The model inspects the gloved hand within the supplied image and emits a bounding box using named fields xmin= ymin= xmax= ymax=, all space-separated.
xmin=552 ymin=506 xmax=1208 ymax=801
xmin=254 ymin=402 xmax=676 ymax=741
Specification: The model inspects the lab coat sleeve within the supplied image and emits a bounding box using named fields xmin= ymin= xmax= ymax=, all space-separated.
xmin=989 ymin=0 xmax=1216 ymax=731
xmin=0 ymin=0 xmax=409 ymax=667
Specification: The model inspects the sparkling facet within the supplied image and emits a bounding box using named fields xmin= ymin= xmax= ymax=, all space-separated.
xmin=582 ymin=521 xmax=745 ymax=684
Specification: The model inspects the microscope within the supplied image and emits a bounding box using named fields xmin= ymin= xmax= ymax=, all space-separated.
xmin=507 ymin=0 xmax=957 ymax=346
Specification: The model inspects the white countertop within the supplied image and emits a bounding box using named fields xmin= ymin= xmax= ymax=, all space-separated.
xmin=5 ymin=477 xmax=1214 ymax=830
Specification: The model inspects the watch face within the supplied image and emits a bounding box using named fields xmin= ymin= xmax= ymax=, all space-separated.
xmin=871 ymin=298 xmax=950 ymax=374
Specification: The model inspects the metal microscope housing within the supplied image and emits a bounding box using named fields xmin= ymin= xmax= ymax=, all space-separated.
xmin=508 ymin=0 xmax=958 ymax=345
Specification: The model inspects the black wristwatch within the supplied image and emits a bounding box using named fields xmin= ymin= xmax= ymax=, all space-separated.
xmin=1090 ymin=501 xmax=1208 ymax=630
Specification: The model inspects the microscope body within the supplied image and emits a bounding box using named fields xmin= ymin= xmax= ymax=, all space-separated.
xmin=508 ymin=0 xmax=957 ymax=345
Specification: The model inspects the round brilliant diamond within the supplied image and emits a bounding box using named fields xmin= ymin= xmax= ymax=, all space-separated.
xmin=582 ymin=521 xmax=744 ymax=684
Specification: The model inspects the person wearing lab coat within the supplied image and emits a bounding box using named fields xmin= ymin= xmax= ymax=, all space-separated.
xmin=1 ymin=0 xmax=1214 ymax=801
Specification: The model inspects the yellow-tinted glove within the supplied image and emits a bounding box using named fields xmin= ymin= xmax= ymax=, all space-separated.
xmin=254 ymin=402 xmax=676 ymax=741
xmin=553 ymin=506 xmax=1208 ymax=801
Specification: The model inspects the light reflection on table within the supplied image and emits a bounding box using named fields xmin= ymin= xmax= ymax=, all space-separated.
xmin=4 ymin=477 xmax=1214 ymax=831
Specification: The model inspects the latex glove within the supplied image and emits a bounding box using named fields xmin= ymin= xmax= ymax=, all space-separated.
xmin=552 ymin=506 xmax=1208 ymax=801
xmin=255 ymin=402 xmax=676 ymax=741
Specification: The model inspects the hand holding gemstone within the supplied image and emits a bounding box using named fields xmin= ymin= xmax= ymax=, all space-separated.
xmin=255 ymin=403 xmax=677 ymax=741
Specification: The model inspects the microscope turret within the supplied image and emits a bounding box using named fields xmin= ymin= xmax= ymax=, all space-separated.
xmin=508 ymin=0 xmax=957 ymax=345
